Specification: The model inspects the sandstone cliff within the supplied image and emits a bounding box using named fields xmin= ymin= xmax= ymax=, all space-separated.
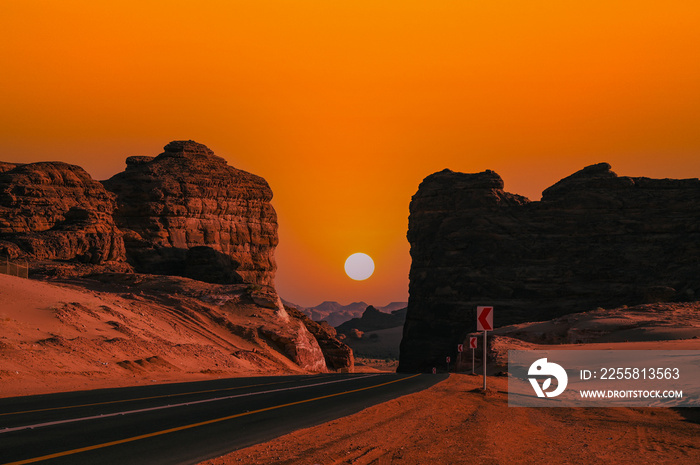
xmin=0 ymin=161 xmax=126 ymax=267
xmin=399 ymin=163 xmax=700 ymax=372
xmin=0 ymin=141 xmax=354 ymax=376
xmin=103 ymin=141 xmax=278 ymax=286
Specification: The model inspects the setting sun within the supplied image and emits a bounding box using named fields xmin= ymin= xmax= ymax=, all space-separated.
xmin=0 ymin=2 xmax=699 ymax=463
xmin=344 ymin=253 xmax=375 ymax=281
xmin=1 ymin=1 xmax=699 ymax=307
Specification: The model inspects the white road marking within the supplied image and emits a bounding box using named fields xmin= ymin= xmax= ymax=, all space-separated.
xmin=0 ymin=374 xmax=381 ymax=434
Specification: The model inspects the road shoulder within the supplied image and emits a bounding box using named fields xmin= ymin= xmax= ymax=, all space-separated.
xmin=199 ymin=373 xmax=700 ymax=465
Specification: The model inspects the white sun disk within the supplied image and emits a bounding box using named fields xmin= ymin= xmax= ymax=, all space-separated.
xmin=344 ymin=253 xmax=375 ymax=281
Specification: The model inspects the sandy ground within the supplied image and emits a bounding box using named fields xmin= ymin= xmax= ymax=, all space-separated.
xmin=199 ymin=373 xmax=700 ymax=465
xmin=354 ymin=358 xmax=399 ymax=373
xmin=344 ymin=327 xmax=403 ymax=360
xmin=0 ymin=273 xmax=317 ymax=398
xmin=489 ymin=303 xmax=700 ymax=346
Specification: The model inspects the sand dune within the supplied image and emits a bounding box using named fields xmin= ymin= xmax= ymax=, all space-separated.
xmin=0 ymin=273 xmax=318 ymax=397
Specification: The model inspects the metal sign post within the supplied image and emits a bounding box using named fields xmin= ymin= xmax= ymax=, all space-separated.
xmin=472 ymin=348 xmax=475 ymax=375
xmin=446 ymin=355 xmax=451 ymax=372
xmin=457 ymin=344 xmax=463 ymax=372
xmin=482 ymin=330 xmax=487 ymax=389
xmin=469 ymin=336 xmax=477 ymax=375
xmin=476 ymin=306 xmax=494 ymax=390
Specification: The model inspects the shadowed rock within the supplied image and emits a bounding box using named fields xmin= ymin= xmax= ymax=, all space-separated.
xmin=399 ymin=163 xmax=700 ymax=372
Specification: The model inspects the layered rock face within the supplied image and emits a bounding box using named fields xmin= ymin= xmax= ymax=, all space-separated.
xmin=0 ymin=162 xmax=126 ymax=265
xmin=398 ymin=163 xmax=700 ymax=372
xmin=103 ymin=141 xmax=278 ymax=286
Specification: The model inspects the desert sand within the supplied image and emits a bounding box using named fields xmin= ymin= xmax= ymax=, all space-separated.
xmin=199 ymin=372 xmax=700 ymax=465
xmin=0 ymin=273 xmax=311 ymax=398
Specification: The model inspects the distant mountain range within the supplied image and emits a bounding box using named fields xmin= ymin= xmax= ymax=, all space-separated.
xmin=336 ymin=306 xmax=408 ymax=335
xmin=282 ymin=300 xmax=407 ymax=326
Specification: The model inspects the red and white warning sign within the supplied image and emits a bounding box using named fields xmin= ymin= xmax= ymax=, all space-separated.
xmin=476 ymin=306 xmax=494 ymax=331
xmin=457 ymin=344 xmax=464 ymax=353
xmin=446 ymin=356 xmax=451 ymax=363
xmin=469 ymin=336 xmax=477 ymax=349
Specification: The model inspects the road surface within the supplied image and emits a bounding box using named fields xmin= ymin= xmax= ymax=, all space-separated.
xmin=0 ymin=373 xmax=445 ymax=465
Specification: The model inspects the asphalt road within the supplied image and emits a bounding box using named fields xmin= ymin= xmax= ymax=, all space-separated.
xmin=0 ymin=373 xmax=446 ymax=465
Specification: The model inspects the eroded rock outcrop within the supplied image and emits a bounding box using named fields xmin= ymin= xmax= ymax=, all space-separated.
xmin=0 ymin=162 xmax=126 ymax=266
xmin=399 ymin=163 xmax=700 ymax=372
xmin=103 ymin=141 xmax=278 ymax=286
xmin=286 ymin=306 xmax=354 ymax=372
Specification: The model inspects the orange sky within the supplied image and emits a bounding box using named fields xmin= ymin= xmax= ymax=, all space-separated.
xmin=2 ymin=1 xmax=699 ymax=307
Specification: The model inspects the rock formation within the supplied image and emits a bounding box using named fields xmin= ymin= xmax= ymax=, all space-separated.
xmin=286 ymin=306 xmax=355 ymax=372
xmin=398 ymin=163 xmax=700 ymax=372
xmin=103 ymin=141 xmax=278 ymax=286
xmin=0 ymin=161 xmax=126 ymax=266
xmin=0 ymin=141 xmax=356 ymax=375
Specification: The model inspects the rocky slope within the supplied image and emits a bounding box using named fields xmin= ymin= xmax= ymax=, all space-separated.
xmin=285 ymin=307 xmax=354 ymax=371
xmin=0 ymin=161 xmax=126 ymax=269
xmin=103 ymin=141 xmax=278 ymax=286
xmin=399 ymin=163 xmax=700 ymax=372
